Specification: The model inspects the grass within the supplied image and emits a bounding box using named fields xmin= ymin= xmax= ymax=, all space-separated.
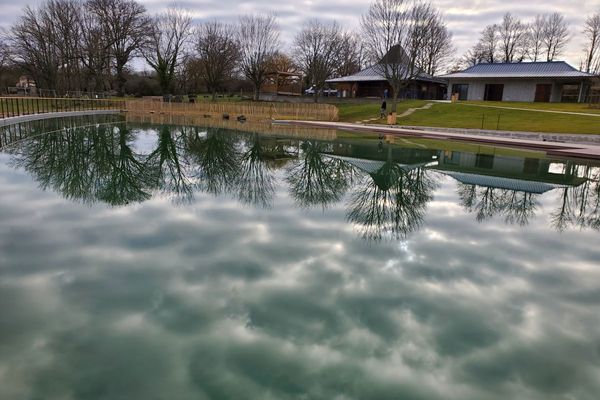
xmin=337 ymin=100 xmax=428 ymax=122
xmin=400 ymin=102 xmax=600 ymax=134
xmin=462 ymin=100 xmax=600 ymax=114
xmin=333 ymin=99 xmax=600 ymax=134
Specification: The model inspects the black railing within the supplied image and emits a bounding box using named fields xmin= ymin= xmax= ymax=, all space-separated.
xmin=0 ymin=97 xmax=125 ymax=119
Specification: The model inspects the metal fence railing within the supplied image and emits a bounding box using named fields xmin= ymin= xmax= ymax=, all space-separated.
xmin=0 ymin=97 xmax=125 ymax=119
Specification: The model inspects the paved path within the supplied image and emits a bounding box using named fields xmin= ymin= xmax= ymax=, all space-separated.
xmin=397 ymin=102 xmax=433 ymax=117
xmin=273 ymin=119 xmax=600 ymax=160
xmin=0 ymin=110 xmax=121 ymax=127
xmin=359 ymin=102 xmax=434 ymax=124
xmin=457 ymin=103 xmax=600 ymax=117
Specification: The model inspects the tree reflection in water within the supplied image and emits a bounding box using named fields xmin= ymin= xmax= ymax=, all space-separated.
xmin=347 ymin=157 xmax=436 ymax=241
xmin=458 ymin=185 xmax=537 ymax=226
xmin=5 ymin=118 xmax=600 ymax=238
xmin=551 ymin=165 xmax=600 ymax=232
xmin=97 ymin=126 xmax=152 ymax=205
xmin=185 ymin=128 xmax=241 ymax=196
xmin=286 ymin=141 xmax=355 ymax=209
xmin=10 ymin=122 xmax=152 ymax=206
xmin=145 ymin=125 xmax=194 ymax=204
xmin=237 ymin=133 xmax=275 ymax=208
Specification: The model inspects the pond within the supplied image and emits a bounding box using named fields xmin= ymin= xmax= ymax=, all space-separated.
xmin=1 ymin=114 xmax=599 ymax=400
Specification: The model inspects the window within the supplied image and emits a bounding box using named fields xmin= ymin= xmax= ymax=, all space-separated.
xmin=452 ymin=84 xmax=469 ymax=100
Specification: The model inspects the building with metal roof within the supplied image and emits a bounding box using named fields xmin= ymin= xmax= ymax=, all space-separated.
xmin=325 ymin=65 xmax=447 ymax=100
xmin=442 ymin=61 xmax=597 ymax=103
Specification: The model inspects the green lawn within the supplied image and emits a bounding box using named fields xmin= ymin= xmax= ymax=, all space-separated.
xmin=337 ymin=100 xmax=428 ymax=122
xmin=400 ymin=102 xmax=600 ymax=134
xmin=333 ymin=100 xmax=600 ymax=134
xmin=461 ymin=100 xmax=600 ymax=114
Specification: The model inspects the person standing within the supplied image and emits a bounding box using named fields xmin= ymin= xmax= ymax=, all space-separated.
xmin=380 ymin=99 xmax=387 ymax=119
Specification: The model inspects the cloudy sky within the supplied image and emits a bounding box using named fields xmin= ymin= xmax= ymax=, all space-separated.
xmin=1 ymin=0 xmax=600 ymax=70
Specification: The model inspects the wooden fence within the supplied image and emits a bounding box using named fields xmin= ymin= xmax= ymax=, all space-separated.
xmin=0 ymin=96 xmax=339 ymax=123
xmin=125 ymin=112 xmax=338 ymax=140
xmin=124 ymin=100 xmax=339 ymax=122
xmin=0 ymin=96 xmax=125 ymax=118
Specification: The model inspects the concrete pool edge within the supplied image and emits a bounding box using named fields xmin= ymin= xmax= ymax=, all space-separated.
xmin=0 ymin=110 xmax=122 ymax=127
xmin=273 ymin=120 xmax=600 ymax=160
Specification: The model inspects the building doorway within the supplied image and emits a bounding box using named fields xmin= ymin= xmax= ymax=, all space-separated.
xmin=534 ymin=84 xmax=552 ymax=102
xmin=484 ymin=84 xmax=504 ymax=101
xmin=452 ymin=84 xmax=469 ymax=100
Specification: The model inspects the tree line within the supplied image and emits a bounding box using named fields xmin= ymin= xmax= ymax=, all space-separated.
xmin=0 ymin=0 xmax=598 ymax=102
xmin=460 ymin=11 xmax=600 ymax=74
xmin=0 ymin=0 xmax=451 ymax=102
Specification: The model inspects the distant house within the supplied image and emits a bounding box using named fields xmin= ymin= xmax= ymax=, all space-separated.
xmin=442 ymin=61 xmax=596 ymax=103
xmin=326 ymin=66 xmax=447 ymax=100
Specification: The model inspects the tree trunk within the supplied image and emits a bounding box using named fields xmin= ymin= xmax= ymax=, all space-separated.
xmin=253 ymin=87 xmax=260 ymax=101
xmin=390 ymin=87 xmax=399 ymax=113
xmin=115 ymin=64 xmax=126 ymax=97
xmin=211 ymin=90 xmax=217 ymax=101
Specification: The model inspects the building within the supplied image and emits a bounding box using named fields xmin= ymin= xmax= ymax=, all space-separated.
xmin=326 ymin=65 xmax=447 ymax=100
xmin=442 ymin=61 xmax=597 ymax=103
xmin=262 ymin=71 xmax=303 ymax=96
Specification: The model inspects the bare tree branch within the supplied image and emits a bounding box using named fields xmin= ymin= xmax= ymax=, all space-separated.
xmin=143 ymin=6 xmax=192 ymax=94
xmin=361 ymin=0 xmax=439 ymax=113
xmin=543 ymin=12 xmax=569 ymax=61
xmin=293 ymin=19 xmax=344 ymax=103
xmin=87 ymin=0 xmax=151 ymax=96
xmin=582 ymin=13 xmax=600 ymax=74
xmin=194 ymin=21 xmax=240 ymax=100
xmin=237 ymin=14 xmax=280 ymax=101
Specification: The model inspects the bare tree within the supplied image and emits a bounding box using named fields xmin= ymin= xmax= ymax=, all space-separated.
xmin=293 ymin=20 xmax=344 ymax=103
xmin=335 ymin=32 xmax=365 ymax=77
xmin=529 ymin=15 xmax=546 ymax=61
xmin=144 ymin=6 xmax=192 ymax=94
xmin=498 ymin=13 xmax=528 ymax=62
xmin=478 ymin=25 xmax=499 ymax=63
xmin=0 ymin=29 xmax=10 ymax=70
xmin=543 ymin=12 xmax=569 ymax=61
xmin=460 ymin=44 xmax=486 ymax=67
xmin=10 ymin=3 xmax=63 ymax=90
xmin=87 ymin=0 xmax=150 ymax=96
xmin=237 ymin=14 xmax=280 ymax=101
xmin=51 ymin=0 xmax=84 ymax=92
xmin=582 ymin=13 xmax=600 ymax=74
xmin=419 ymin=12 xmax=453 ymax=75
xmin=194 ymin=21 xmax=240 ymax=100
xmin=361 ymin=0 xmax=439 ymax=116
xmin=78 ymin=4 xmax=113 ymax=92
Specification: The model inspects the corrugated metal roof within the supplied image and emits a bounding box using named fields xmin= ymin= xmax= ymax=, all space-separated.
xmin=324 ymin=154 xmax=437 ymax=174
xmin=442 ymin=61 xmax=596 ymax=79
xmin=441 ymin=171 xmax=570 ymax=194
xmin=326 ymin=65 xmax=446 ymax=84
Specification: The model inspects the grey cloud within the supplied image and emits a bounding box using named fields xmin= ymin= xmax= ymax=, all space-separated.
xmin=2 ymin=0 xmax=600 ymax=66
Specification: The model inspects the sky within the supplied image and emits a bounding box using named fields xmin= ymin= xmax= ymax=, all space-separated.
xmin=1 ymin=0 xmax=600 ymax=71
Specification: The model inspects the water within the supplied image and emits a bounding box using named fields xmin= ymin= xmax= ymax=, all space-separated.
xmin=1 ymin=115 xmax=599 ymax=400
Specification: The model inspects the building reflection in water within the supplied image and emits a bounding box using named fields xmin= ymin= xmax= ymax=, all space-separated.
xmin=2 ymin=115 xmax=599 ymax=239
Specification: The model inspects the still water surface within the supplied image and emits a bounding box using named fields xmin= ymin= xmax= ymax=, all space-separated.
xmin=1 ymin=115 xmax=599 ymax=399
